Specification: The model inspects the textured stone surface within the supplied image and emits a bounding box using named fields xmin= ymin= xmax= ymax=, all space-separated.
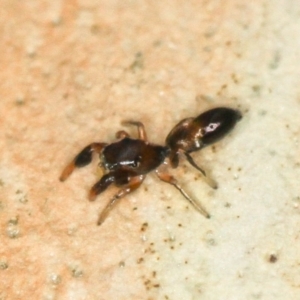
xmin=1 ymin=0 xmax=300 ymax=299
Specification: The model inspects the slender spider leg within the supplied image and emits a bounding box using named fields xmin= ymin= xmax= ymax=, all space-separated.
xmin=122 ymin=121 xmax=148 ymax=141
xmin=156 ymin=169 xmax=210 ymax=219
xmin=115 ymin=130 xmax=130 ymax=139
xmin=184 ymin=152 xmax=206 ymax=176
xmin=97 ymin=175 xmax=145 ymax=225
xmin=184 ymin=152 xmax=218 ymax=189
xmin=60 ymin=142 xmax=107 ymax=181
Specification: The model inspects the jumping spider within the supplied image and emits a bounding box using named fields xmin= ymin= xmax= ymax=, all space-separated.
xmin=60 ymin=107 xmax=242 ymax=225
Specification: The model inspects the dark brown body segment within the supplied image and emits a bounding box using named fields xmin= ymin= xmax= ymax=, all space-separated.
xmin=166 ymin=107 xmax=242 ymax=168
xmin=102 ymin=138 xmax=168 ymax=174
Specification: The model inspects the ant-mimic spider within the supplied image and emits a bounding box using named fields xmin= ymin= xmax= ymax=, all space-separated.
xmin=60 ymin=107 xmax=242 ymax=225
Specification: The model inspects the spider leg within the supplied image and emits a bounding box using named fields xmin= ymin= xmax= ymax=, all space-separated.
xmin=97 ymin=174 xmax=145 ymax=225
xmin=89 ymin=172 xmax=116 ymax=201
xmin=168 ymin=151 xmax=179 ymax=168
xmin=122 ymin=121 xmax=148 ymax=141
xmin=184 ymin=152 xmax=218 ymax=189
xmin=115 ymin=130 xmax=130 ymax=139
xmin=60 ymin=142 xmax=107 ymax=181
xmin=156 ymin=169 xmax=210 ymax=219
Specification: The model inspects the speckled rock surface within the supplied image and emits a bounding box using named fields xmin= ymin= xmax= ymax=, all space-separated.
xmin=1 ymin=1 xmax=300 ymax=299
